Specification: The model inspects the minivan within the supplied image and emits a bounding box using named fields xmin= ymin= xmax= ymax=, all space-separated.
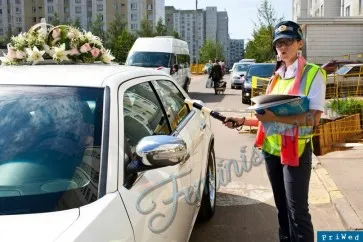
xmin=125 ymin=37 xmax=191 ymax=93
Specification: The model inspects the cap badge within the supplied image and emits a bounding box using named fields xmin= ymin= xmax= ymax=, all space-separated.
xmin=278 ymin=25 xmax=287 ymax=32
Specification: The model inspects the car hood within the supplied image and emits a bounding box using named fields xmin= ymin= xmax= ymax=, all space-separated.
xmin=0 ymin=209 xmax=79 ymax=241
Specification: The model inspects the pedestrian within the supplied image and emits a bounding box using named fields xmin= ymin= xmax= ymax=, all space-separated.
xmin=209 ymin=59 xmax=223 ymax=94
xmin=224 ymin=20 xmax=326 ymax=242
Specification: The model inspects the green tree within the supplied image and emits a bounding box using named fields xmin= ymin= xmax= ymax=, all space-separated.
xmin=71 ymin=18 xmax=82 ymax=28
xmin=155 ymin=18 xmax=167 ymax=36
xmin=199 ymin=40 xmax=224 ymax=63
xmin=112 ymin=30 xmax=137 ymax=63
xmin=90 ymin=14 xmax=106 ymax=40
xmin=51 ymin=12 xmax=62 ymax=26
xmin=106 ymin=13 xmax=127 ymax=46
xmin=244 ymin=0 xmax=284 ymax=62
xmin=137 ymin=17 xmax=154 ymax=37
xmin=172 ymin=30 xmax=181 ymax=39
xmin=0 ymin=36 xmax=7 ymax=48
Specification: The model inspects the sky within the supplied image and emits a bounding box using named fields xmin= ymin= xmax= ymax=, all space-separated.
xmin=164 ymin=0 xmax=292 ymax=40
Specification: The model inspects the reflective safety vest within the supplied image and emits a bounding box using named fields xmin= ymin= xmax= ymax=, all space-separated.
xmin=262 ymin=63 xmax=326 ymax=157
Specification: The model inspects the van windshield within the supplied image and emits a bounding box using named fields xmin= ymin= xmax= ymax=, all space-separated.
xmin=126 ymin=52 xmax=172 ymax=68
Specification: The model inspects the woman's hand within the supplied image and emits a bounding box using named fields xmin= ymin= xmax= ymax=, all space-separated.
xmin=223 ymin=117 xmax=244 ymax=129
xmin=254 ymin=109 xmax=278 ymax=123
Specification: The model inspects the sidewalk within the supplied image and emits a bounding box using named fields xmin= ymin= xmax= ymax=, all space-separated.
xmin=314 ymin=147 xmax=363 ymax=230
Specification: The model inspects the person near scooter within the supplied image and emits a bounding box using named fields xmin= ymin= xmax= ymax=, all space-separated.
xmin=209 ymin=59 xmax=224 ymax=94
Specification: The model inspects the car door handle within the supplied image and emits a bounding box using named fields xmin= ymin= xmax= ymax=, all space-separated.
xmin=200 ymin=122 xmax=206 ymax=130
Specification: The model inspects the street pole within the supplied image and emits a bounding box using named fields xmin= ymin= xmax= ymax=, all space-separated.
xmin=195 ymin=0 xmax=198 ymax=67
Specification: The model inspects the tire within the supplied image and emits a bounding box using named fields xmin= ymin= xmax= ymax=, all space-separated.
xmin=231 ymin=84 xmax=235 ymax=89
xmin=197 ymin=146 xmax=216 ymax=222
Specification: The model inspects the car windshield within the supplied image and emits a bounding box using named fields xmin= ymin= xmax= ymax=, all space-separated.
xmin=0 ymin=86 xmax=104 ymax=215
xmin=335 ymin=66 xmax=353 ymax=75
xmin=247 ymin=64 xmax=275 ymax=77
xmin=235 ymin=64 xmax=250 ymax=72
xmin=126 ymin=52 xmax=172 ymax=68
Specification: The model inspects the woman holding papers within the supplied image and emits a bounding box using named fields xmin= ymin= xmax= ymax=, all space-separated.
xmin=225 ymin=21 xmax=326 ymax=242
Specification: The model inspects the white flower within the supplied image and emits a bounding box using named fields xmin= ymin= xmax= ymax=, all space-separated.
xmin=101 ymin=49 xmax=115 ymax=64
xmin=52 ymin=43 xmax=70 ymax=62
xmin=0 ymin=55 xmax=13 ymax=66
xmin=25 ymin=46 xmax=45 ymax=65
xmin=15 ymin=50 xmax=25 ymax=59
xmin=67 ymin=32 xmax=75 ymax=39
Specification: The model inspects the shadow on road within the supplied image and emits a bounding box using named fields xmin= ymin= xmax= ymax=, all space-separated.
xmin=190 ymin=193 xmax=279 ymax=242
xmin=188 ymin=92 xmax=225 ymax=103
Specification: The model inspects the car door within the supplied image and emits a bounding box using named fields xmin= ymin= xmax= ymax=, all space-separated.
xmin=152 ymin=80 xmax=206 ymax=216
xmin=118 ymin=77 xmax=194 ymax=242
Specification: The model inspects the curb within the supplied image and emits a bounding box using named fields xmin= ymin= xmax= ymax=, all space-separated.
xmin=312 ymin=154 xmax=363 ymax=230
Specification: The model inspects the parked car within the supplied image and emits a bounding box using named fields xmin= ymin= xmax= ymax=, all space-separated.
xmin=321 ymin=60 xmax=359 ymax=75
xmin=230 ymin=62 xmax=252 ymax=89
xmin=125 ymin=36 xmax=191 ymax=93
xmin=241 ymin=63 xmax=276 ymax=104
xmin=0 ymin=64 xmax=216 ymax=242
xmin=326 ymin=63 xmax=363 ymax=98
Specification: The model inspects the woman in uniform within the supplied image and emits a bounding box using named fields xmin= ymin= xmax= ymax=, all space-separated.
xmin=225 ymin=20 xmax=326 ymax=242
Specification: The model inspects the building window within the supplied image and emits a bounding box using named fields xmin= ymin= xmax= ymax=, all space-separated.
xmin=131 ymin=23 xmax=137 ymax=30
xmin=16 ymin=7 xmax=21 ymax=14
xmin=147 ymin=4 xmax=153 ymax=10
xmin=346 ymin=5 xmax=350 ymax=16
xmin=48 ymin=16 xmax=54 ymax=22
xmin=47 ymin=0 xmax=53 ymax=3
xmin=147 ymin=14 xmax=153 ymax=21
xmin=32 ymin=7 xmax=36 ymax=13
xmin=15 ymin=0 xmax=21 ymax=4
xmin=131 ymin=3 xmax=137 ymax=10
xmin=0 ymin=9 xmax=2 ymax=14
xmin=75 ymin=6 xmax=81 ymax=13
xmin=16 ymin=17 xmax=22 ymax=23
xmin=97 ymin=4 xmax=103 ymax=11
xmin=0 ymin=28 xmax=3 ymax=35
xmin=48 ymin=6 xmax=54 ymax=13
xmin=131 ymin=13 xmax=137 ymax=21
xmin=65 ymin=7 xmax=70 ymax=13
xmin=17 ymin=27 xmax=22 ymax=33
xmin=321 ymin=5 xmax=323 ymax=16
xmin=33 ymin=17 xmax=36 ymax=22
xmin=75 ymin=0 xmax=81 ymax=3
xmin=0 ymin=0 xmax=2 ymax=6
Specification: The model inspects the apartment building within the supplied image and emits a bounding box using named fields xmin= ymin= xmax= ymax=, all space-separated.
xmin=205 ymin=6 xmax=217 ymax=41
xmin=0 ymin=0 xmax=164 ymax=38
xmin=172 ymin=9 xmax=204 ymax=62
xmin=217 ymin=11 xmax=229 ymax=64
xmin=293 ymin=0 xmax=309 ymax=21
xmin=0 ymin=0 xmax=45 ymax=37
xmin=342 ymin=0 xmax=363 ymax=16
xmin=229 ymin=39 xmax=244 ymax=64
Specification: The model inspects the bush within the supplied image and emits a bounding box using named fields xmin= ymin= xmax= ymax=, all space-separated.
xmin=327 ymin=98 xmax=363 ymax=116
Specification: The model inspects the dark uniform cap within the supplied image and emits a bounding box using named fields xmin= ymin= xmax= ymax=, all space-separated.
xmin=273 ymin=21 xmax=303 ymax=45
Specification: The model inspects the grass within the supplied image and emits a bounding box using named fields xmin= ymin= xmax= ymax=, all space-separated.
xmin=327 ymin=98 xmax=363 ymax=116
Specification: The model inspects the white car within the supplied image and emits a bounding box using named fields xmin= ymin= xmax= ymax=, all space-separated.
xmin=230 ymin=62 xmax=252 ymax=89
xmin=0 ymin=64 xmax=216 ymax=242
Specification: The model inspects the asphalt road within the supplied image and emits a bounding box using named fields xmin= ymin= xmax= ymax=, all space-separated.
xmin=188 ymin=74 xmax=280 ymax=242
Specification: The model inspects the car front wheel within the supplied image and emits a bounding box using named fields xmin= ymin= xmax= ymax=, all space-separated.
xmin=197 ymin=146 xmax=216 ymax=222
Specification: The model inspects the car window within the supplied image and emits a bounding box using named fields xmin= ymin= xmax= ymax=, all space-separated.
xmin=0 ymin=86 xmax=104 ymax=215
xmin=152 ymin=80 xmax=190 ymax=131
xmin=349 ymin=66 xmax=362 ymax=75
xmin=247 ymin=64 xmax=275 ymax=77
xmin=125 ymin=51 xmax=172 ymax=68
xmin=336 ymin=66 xmax=352 ymax=75
xmin=235 ymin=64 xmax=250 ymax=72
xmin=123 ymin=82 xmax=170 ymax=151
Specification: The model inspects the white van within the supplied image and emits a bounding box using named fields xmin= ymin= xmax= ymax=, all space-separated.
xmin=125 ymin=37 xmax=191 ymax=92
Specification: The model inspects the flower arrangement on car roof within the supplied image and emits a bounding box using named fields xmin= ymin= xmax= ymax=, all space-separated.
xmin=0 ymin=20 xmax=115 ymax=66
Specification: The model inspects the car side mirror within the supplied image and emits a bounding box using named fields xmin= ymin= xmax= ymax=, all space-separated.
xmin=240 ymin=74 xmax=245 ymax=77
xmin=126 ymin=135 xmax=188 ymax=174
